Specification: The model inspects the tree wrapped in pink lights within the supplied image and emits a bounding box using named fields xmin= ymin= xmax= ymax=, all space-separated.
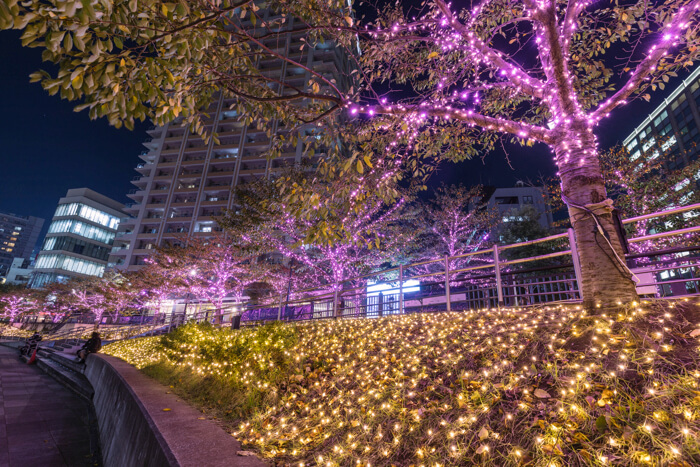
xmin=143 ymin=236 xmax=263 ymax=321
xmin=346 ymin=0 xmax=700 ymax=309
xmin=416 ymin=184 xmax=496 ymax=259
xmin=225 ymin=171 xmax=416 ymax=301
xmin=0 ymin=294 xmax=35 ymax=322
xmin=407 ymin=184 xmax=497 ymax=292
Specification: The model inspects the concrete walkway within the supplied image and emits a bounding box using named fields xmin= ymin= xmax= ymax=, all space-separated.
xmin=0 ymin=346 xmax=99 ymax=466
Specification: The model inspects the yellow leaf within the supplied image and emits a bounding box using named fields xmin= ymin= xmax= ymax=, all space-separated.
xmin=428 ymin=51 xmax=439 ymax=59
xmin=344 ymin=16 xmax=353 ymax=27
xmin=163 ymin=408 xmax=171 ymax=411
xmin=478 ymin=427 xmax=489 ymax=440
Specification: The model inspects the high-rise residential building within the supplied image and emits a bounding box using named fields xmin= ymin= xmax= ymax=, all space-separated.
xmin=0 ymin=210 xmax=43 ymax=278
xmin=109 ymin=11 xmax=352 ymax=271
xmin=623 ymin=66 xmax=700 ymax=171
xmin=30 ymin=188 xmax=125 ymax=288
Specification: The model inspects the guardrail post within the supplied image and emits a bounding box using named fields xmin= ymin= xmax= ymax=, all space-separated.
xmin=567 ymin=228 xmax=584 ymax=299
xmin=398 ymin=264 xmax=404 ymax=314
xmin=445 ymin=256 xmax=452 ymax=312
xmin=277 ymin=294 xmax=285 ymax=321
xmin=167 ymin=301 xmax=177 ymax=333
xmin=333 ymin=286 xmax=339 ymax=318
xmin=493 ymin=245 xmax=504 ymax=307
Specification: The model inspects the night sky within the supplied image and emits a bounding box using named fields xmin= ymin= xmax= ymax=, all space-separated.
xmin=0 ymin=28 xmax=692 ymax=242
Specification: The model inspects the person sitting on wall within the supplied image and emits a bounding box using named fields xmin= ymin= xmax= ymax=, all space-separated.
xmin=76 ymin=332 xmax=102 ymax=363
xmin=19 ymin=333 xmax=42 ymax=357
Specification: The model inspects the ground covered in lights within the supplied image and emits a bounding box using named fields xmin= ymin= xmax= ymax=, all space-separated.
xmin=103 ymin=301 xmax=700 ymax=466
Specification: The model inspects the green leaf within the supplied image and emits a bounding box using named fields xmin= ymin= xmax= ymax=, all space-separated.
xmin=596 ymin=416 xmax=608 ymax=433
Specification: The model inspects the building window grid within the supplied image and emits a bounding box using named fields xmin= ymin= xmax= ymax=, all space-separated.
xmin=42 ymin=235 xmax=111 ymax=261
xmin=47 ymin=219 xmax=116 ymax=244
xmin=35 ymin=253 xmax=105 ymax=277
xmin=54 ymin=203 xmax=120 ymax=230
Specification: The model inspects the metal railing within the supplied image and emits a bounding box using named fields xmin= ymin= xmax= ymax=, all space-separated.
xmin=5 ymin=203 xmax=697 ymax=337
xmin=237 ymin=203 xmax=698 ymax=324
xmin=151 ymin=203 xmax=698 ymax=330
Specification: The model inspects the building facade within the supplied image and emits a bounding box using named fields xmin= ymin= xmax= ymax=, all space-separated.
xmin=30 ymin=188 xmax=125 ymax=288
xmin=109 ymin=11 xmax=352 ymax=271
xmin=0 ymin=211 xmax=43 ymax=278
xmin=486 ymin=184 xmax=553 ymax=241
xmin=4 ymin=258 xmax=33 ymax=286
xmin=623 ymin=66 xmax=700 ymax=171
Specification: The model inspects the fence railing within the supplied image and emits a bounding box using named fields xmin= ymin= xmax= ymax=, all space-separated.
xmin=156 ymin=203 xmax=700 ymax=328
xmin=5 ymin=203 xmax=698 ymax=336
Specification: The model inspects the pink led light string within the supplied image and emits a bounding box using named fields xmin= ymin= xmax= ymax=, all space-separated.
xmin=350 ymin=0 xmax=700 ymax=173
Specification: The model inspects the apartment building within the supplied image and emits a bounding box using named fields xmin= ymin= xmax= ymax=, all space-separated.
xmin=0 ymin=210 xmax=43 ymax=278
xmin=109 ymin=11 xmax=352 ymax=271
xmin=30 ymin=188 xmax=125 ymax=288
xmin=623 ymin=66 xmax=700 ymax=172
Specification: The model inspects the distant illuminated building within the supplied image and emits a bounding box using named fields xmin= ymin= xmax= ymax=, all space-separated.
xmin=485 ymin=183 xmax=553 ymax=241
xmin=30 ymin=188 xmax=125 ymax=288
xmin=0 ymin=210 xmax=43 ymax=279
xmin=623 ymin=66 xmax=700 ymax=172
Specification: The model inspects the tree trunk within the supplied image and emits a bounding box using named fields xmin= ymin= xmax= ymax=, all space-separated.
xmin=555 ymin=132 xmax=639 ymax=311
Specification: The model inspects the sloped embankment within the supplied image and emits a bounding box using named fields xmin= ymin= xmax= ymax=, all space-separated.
xmin=104 ymin=300 xmax=700 ymax=466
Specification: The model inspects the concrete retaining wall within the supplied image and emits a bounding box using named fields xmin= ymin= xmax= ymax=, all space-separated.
xmin=84 ymin=354 xmax=265 ymax=467
xmin=84 ymin=355 xmax=176 ymax=467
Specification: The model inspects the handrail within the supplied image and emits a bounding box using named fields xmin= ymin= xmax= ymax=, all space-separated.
xmin=628 ymin=225 xmax=700 ymax=243
xmin=499 ymin=233 xmax=568 ymax=250
xmin=622 ymin=202 xmax=700 ymax=225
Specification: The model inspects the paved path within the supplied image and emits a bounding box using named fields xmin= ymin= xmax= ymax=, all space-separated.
xmin=0 ymin=346 xmax=99 ymax=466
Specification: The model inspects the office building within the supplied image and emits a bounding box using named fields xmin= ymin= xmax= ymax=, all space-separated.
xmin=0 ymin=211 xmax=43 ymax=278
xmin=4 ymin=258 xmax=33 ymax=285
xmin=30 ymin=188 xmax=125 ymax=288
xmin=623 ymin=66 xmax=700 ymax=171
xmin=486 ymin=183 xmax=553 ymax=241
xmin=109 ymin=10 xmax=352 ymax=271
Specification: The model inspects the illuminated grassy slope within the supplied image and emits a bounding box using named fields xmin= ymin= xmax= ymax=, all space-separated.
xmin=104 ymin=301 xmax=700 ymax=466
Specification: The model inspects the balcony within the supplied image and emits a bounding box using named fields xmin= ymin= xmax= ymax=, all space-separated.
xmin=170 ymin=199 xmax=196 ymax=206
xmin=201 ymin=198 xmax=229 ymax=205
xmin=157 ymin=158 xmax=178 ymax=167
xmin=181 ymin=156 xmax=205 ymax=165
xmin=174 ymin=185 xmax=199 ymax=192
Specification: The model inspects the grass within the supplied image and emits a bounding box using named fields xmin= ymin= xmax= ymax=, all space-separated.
xmin=0 ymin=325 xmax=35 ymax=338
xmin=103 ymin=299 xmax=700 ymax=466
